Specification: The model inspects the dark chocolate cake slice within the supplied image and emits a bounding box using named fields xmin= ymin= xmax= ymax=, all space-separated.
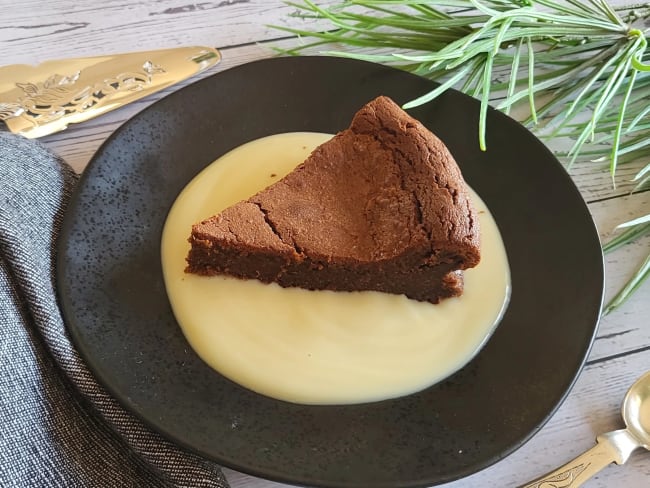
xmin=186 ymin=96 xmax=480 ymax=303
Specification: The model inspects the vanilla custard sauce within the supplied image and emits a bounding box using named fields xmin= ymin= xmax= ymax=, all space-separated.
xmin=161 ymin=133 xmax=510 ymax=405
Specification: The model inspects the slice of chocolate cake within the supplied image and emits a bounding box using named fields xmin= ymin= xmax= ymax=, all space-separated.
xmin=186 ymin=96 xmax=480 ymax=303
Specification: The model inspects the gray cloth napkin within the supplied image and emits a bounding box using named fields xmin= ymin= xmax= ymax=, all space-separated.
xmin=0 ymin=132 xmax=229 ymax=488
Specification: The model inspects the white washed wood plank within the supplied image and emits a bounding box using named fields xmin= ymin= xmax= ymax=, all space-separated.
xmin=0 ymin=0 xmax=336 ymax=66
xmin=588 ymin=191 xmax=650 ymax=363
xmin=225 ymin=468 xmax=289 ymax=488
xmin=569 ymin=162 xmax=646 ymax=204
xmin=2 ymin=3 xmax=648 ymax=488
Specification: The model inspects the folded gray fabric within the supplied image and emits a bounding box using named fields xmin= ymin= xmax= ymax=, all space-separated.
xmin=0 ymin=132 xmax=229 ymax=488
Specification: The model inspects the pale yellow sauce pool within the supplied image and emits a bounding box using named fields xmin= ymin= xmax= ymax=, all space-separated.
xmin=161 ymin=132 xmax=510 ymax=405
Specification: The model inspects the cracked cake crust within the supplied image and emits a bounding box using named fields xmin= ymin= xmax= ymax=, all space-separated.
xmin=186 ymin=96 xmax=480 ymax=303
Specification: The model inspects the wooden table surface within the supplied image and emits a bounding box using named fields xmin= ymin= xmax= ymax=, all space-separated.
xmin=2 ymin=2 xmax=648 ymax=487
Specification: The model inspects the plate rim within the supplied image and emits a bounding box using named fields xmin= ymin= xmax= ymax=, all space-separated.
xmin=56 ymin=55 xmax=604 ymax=488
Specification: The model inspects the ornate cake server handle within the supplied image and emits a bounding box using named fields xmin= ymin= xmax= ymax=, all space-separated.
xmin=0 ymin=46 xmax=220 ymax=138
xmin=521 ymin=371 xmax=650 ymax=488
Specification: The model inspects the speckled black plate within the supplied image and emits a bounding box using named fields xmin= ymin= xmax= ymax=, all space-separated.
xmin=57 ymin=56 xmax=604 ymax=488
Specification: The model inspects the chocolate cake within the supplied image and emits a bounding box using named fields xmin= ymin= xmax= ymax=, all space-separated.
xmin=186 ymin=96 xmax=480 ymax=303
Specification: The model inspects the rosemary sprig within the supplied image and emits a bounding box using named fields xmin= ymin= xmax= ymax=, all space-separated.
xmin=277 ymin=0 xmax=650 ymax=312
xmin=604 ymin=253 xmax=650 ymax=314
xmin=602 ymin=217 xmax=650 ymax=313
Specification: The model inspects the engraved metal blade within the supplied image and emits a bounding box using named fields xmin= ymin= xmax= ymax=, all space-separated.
xmin=0 ymin=46 xmax=221 ymax=138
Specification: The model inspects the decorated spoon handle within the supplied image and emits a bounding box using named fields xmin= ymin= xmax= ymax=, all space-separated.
xmin=519 ymin=429 xmax=640 ymax=488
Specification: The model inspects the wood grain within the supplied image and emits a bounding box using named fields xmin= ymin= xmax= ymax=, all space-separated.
xmin=1 ymin=1 xmax=648 ymax=487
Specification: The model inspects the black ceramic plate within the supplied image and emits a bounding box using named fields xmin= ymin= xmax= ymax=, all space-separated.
xmin=57 ymin=56 xmax=603 ymax=488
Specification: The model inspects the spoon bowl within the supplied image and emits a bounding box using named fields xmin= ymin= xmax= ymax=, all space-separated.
xmin=623 ymin=370 xmax=650 ymax=449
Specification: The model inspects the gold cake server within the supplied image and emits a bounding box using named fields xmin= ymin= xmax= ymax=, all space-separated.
xmin=0 ymin=46 xmax=221 ymax=138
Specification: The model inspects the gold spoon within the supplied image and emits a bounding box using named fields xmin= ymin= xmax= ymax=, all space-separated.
xmin=521 ymin=371 xmax=650 ymax=488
